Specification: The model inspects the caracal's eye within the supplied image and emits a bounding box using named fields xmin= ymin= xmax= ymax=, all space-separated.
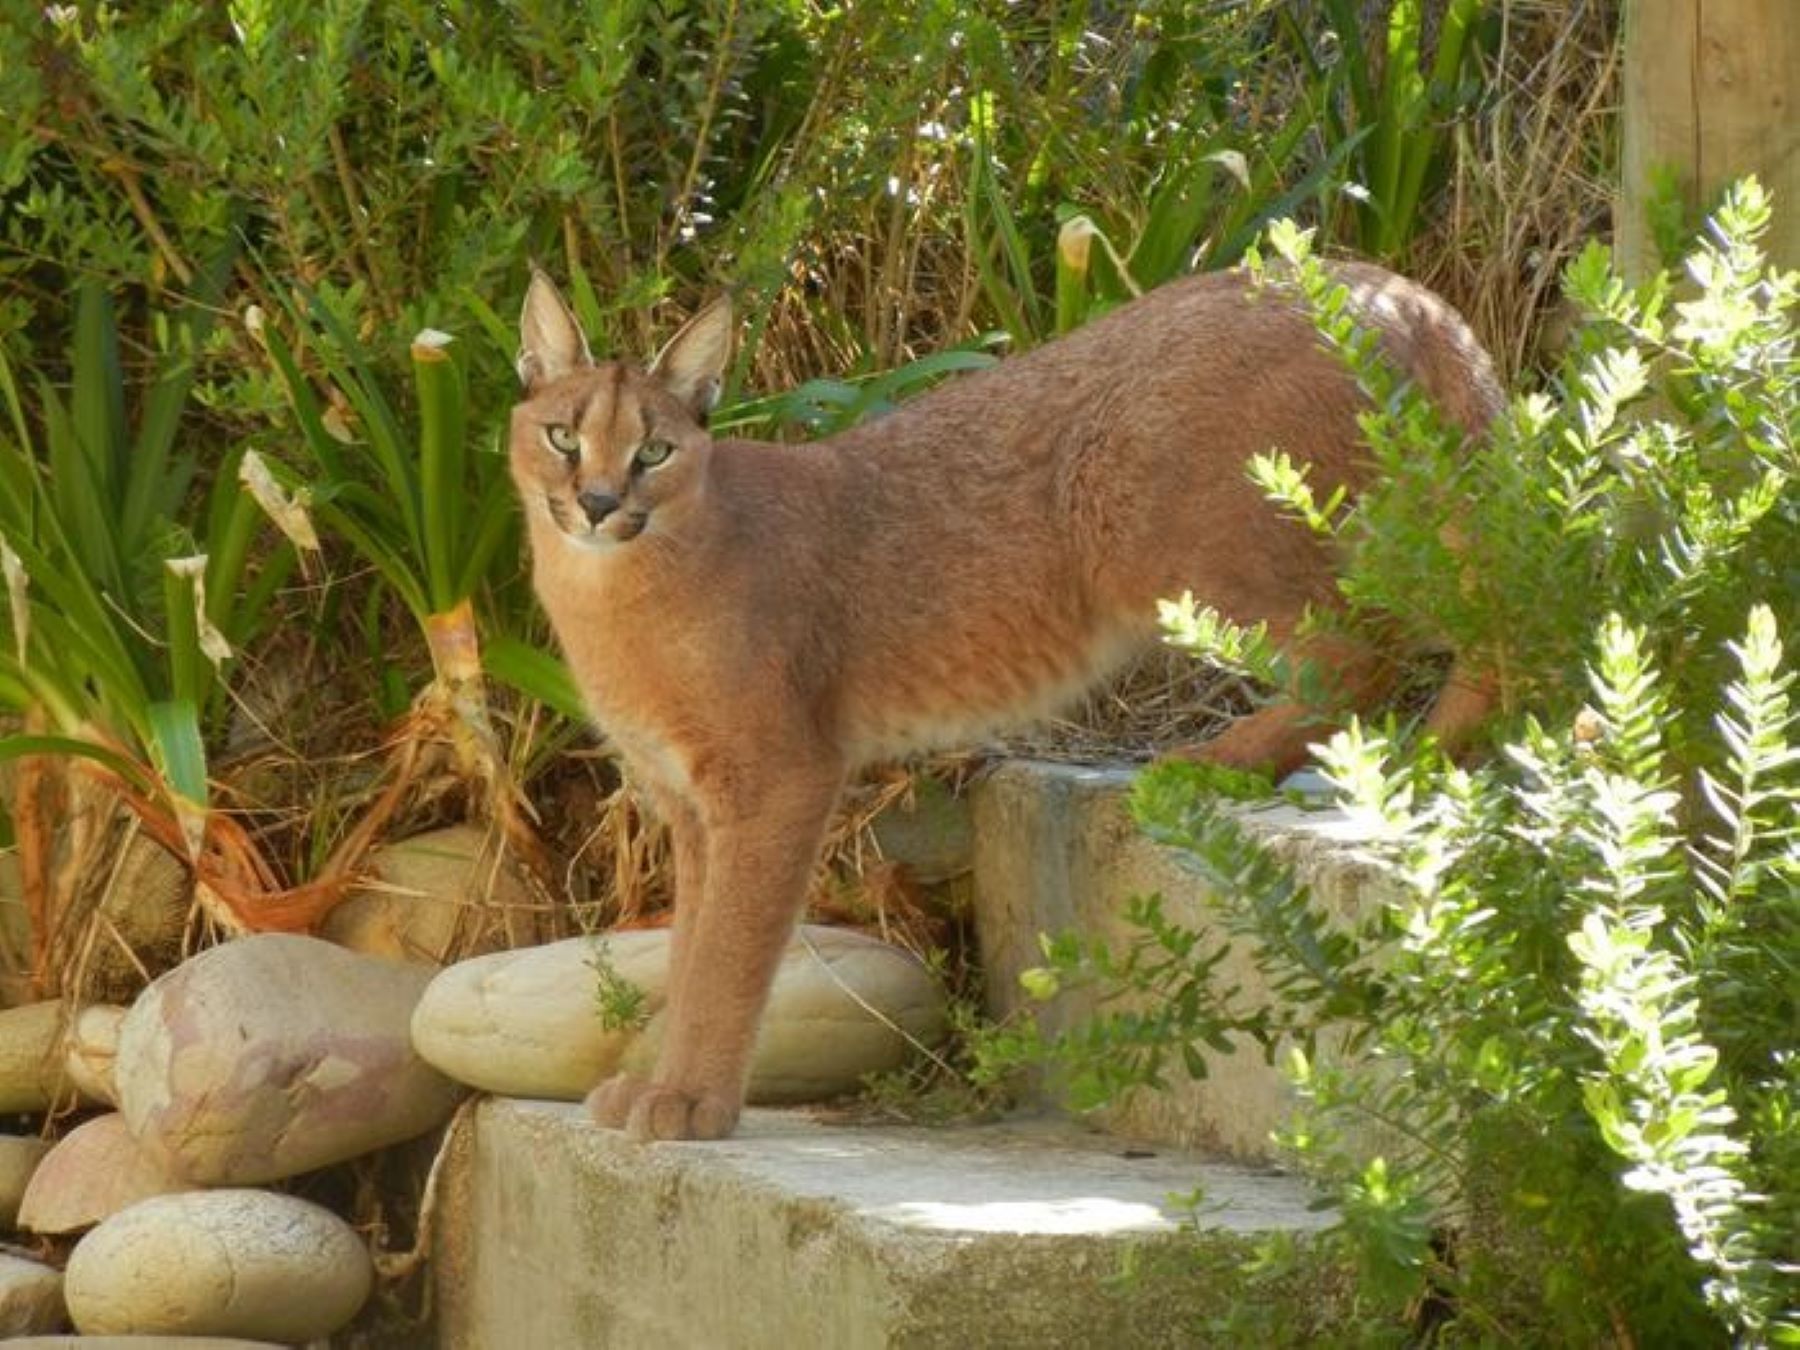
xmin=543 ymin=423 xmax=581 ymax=460
xmin=635 ymin=438 xmax=674 ymax=470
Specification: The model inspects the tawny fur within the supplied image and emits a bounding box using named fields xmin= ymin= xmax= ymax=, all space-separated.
xmin=510 ymin=263 xmax=1502 ymax=1141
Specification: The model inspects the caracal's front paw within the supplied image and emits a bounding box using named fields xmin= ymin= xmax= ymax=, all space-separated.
xmin=585 ymin=1074 xmax=740 ymax=1141
xmin=585 ymin=1073 xmax=654 ymax=1129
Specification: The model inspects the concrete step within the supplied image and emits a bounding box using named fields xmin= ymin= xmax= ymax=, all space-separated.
xmin=966 ymin=759 xmax=1389 ymax=1162
xmin=434 ymin=1099 xmax=1351 ymax=1349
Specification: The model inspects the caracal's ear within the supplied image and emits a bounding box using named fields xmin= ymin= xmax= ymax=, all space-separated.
xmin=649 ymin=296 xmax=733 ymax=421
xmin=517 ymin=269 xmax=592 ymax=390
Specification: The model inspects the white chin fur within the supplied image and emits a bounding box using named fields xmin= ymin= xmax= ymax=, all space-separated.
xmin=558 ymin=527 xmax=610 ymax=553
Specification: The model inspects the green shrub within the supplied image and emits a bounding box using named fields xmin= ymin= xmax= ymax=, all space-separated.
xmin=0 ymin=271 xmax=293 ymax=815
xmin=1249 ymin=180 xmax=1796 ymax=762
xmin=0 ymin=272 xmax=306 ymax=974
xmin=1008 ymin=186 xmax=1798 ymax=1344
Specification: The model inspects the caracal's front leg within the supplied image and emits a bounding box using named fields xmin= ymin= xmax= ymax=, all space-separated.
xmin=588 ymin=764 xmax=842 ymax=1141
xmin=650 ymin=788 xmax=707 ymax=1023
xmin=587 ymin=784 xmax=703 ymax=1128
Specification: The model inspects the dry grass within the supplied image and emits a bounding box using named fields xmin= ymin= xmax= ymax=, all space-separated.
xmin=1006 ymin=649 xmax=1258 ymax=762
xmin=1408 ymin=0 xmax=1622 ymax=379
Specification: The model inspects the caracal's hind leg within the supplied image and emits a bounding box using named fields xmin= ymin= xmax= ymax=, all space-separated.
xmin=1180 ymin=643 xmax=1497 ymax=778
xmin=1175 ymin=630 xmax=1400 ymax=779
xmin=1420 ymin=658 xmax=1497 ymax=760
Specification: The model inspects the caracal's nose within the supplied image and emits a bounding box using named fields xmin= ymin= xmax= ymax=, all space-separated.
xmin=577 ymin=489 xmax=621 ymax=526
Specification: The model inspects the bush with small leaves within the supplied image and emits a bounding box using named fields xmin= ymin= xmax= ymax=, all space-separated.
xmin=1011 ymin=185 xmax=1797 ymax=1344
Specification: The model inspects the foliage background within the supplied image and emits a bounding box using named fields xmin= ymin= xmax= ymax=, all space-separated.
xmin=9 ymin=4 xmax=1796 ymax=1346
xmin=0 ymin=0 xmax=1619 ymax=933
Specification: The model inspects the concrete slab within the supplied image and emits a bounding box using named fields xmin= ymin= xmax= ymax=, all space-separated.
xmin=435 ymin=1100 xmax=1347 ymax=1349
xmin=968 ymin=759 xmax=1392 ymax=1161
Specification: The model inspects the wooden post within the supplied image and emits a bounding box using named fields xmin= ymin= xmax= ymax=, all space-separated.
xmin=1618 ymin=0 xmax=1800 ymax=277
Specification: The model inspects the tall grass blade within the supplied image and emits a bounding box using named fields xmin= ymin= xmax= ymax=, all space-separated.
xmin=453 ymin=472 xmax=522 ymax=603
xmin=303 ymin=294 xmax=423 ymax=562
xmin=1055 ymin=215 xmax=1095 ymax=334
xmin=412 ymin=328 xmax=467 ymax=613
xmin=966 ymin=92 xmax=1044 ymax=346
xmin=256 ymin=321 xmax=350 ymax=482
xmin=483 ymin=635 xmax=586 ymax=725
xmin=147 ymin=699 xmax=207 ymax=808
xmin=70 ymin=280 xmax=124 ymax=512
xmin=45 ymin=345 xmax=124 ymax=599
xmin=162 ymin=559 xmax=204 ymax=711
xmin=119 ymin=240 xmax=237 ymax=555
xmin=206 ymin=450 xmax=269 ymax=636
xmin=1387 ymin=0 xmax=1483 ymax=253
xmin=0 ymin=733 xmax=153 ymax=792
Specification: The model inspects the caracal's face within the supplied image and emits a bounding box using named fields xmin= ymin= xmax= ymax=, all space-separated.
xmin=509 ymin=363 xmax=710 ymax=554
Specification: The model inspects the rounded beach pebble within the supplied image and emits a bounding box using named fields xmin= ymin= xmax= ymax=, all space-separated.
xmin=412 ymin=923 xmax=947 ymax=1103
xmin=19 ymin=1113 xmax=193 ymax=1234
xmin=63 ymin=1004 xmax=127 ymax=1106
xmin=116 ymin=933 xmax=466 ymax=1185
xmin=323 ymin=824 xmax=528 ymax=964
xmin=0 ymin=1003 xmax=69 ymax=1113
xmin=0 ymin=1133 xmax=53 ymax=1227
xmin=64 ymin=1190 xmax=371 ymax=1342
xmin=0 ymin=1250 xmax=65 ymax=1336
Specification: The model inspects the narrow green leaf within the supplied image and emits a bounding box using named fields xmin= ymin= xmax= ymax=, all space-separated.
xmin=313 ymin=501 xmax=429 ymax=619
xmin=257 ymin=320 xmax=348 ymax=482
xmin=147 ymin=699 xmax=208 ymax=808
xmin=413 ymin=328 xmax=468 ymax=612
xmin=121 ymin=236 xmax=239 ymax=553
xmin=162 ymin=560 xmax=204 ymax=709
xmin=452 ymin=478 xmax=523 ymax=603
xmin=0 ymin=733 xmax=154 ymax=793
xmin=203 ymin=449 xmax=275 ymax=644
xmin=1055 ymin=215 xmax=1095 ymax=334
xmin=302 ymin=292 xmax=424 ymax=559
xmin=462 ymin=289 xmax=516 ymax=357
xmin=39 ymin=378 xmax=124 ymax=601
xmin=1322 ymin=0 xmax=1376 ymax=123
xmin=71 ymin=280 xmax=125 ymax=512
xmin=0 ymin=343 xmax=35 ymax=536
xmin=483 ymin=635 xmax=587 ymax=724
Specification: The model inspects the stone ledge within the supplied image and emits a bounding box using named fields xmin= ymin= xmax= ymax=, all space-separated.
xmin=434 ymin=1099 xmax=1343 ymax=1349
xmin=969 ymin=759 xmax=1390 ymax=1161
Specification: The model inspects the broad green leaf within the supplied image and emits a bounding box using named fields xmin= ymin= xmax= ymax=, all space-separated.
xmin=482 ymin=636 xmax=586 ymax=725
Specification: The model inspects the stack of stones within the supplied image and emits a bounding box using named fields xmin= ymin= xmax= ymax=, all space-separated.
xmin=0 ymin=827 xmax=949 ymax=1343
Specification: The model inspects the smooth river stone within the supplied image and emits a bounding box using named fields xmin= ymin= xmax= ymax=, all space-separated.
xmin=322 ymin=824 xmax=528 ymax=965
xmin=63 ymin=1004 xmax=127 ymax=1106
xmin=0 ymin=1132 xmax=52 ymax=1227
xmin=412 ymin=924 xmax=948 ymax=1103
xmin=0 ymin=1003 xmax=68 ymax=1112
xmin=116 ymin=934 xmax=466 ymax=1185
xmin=19 ymin=1113 xmax=193 ymax=1234
xmin=65 ymin=1190 xmax=371 ymax=1342
xmin=0 ymin=1251 xmax=64 ymax=1336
